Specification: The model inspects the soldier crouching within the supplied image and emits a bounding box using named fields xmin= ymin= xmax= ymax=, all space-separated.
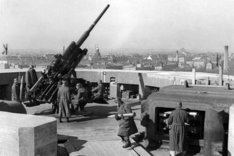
xmin=115 ymin=98 xmax=138 ymax=148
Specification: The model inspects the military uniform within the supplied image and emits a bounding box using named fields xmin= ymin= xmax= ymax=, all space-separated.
xmin=168 ymin=107 xmax=189 ymax=155
xmin=92 ymin=83 xmax=104 ymax=100
xmin=116 ymin=102 xmax=138 ymax=148
xmin=73 ymin=87 xmax=88 ymax=111
xmin=25 ymin=66 xmax=38 ymax=91
xmin=25 ymin=66 xmax=38 ymax=100
xmin=11 ymin=81 xmax=19 ymax=101
xmin=57 ymin=83 xmax=71 ymax=122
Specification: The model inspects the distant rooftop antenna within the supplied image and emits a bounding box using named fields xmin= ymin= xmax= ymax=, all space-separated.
xmin=2 ymin=43 xmax=8 ymax=55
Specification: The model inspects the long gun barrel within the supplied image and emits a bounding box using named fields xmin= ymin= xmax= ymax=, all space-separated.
xmin=28 ymin=5 xmax=110 ymax=102
xmin=76 ymin=4 xmax=110 ymax=47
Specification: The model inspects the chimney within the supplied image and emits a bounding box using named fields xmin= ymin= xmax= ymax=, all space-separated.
xmin=219 ymin=65 xmax=223 ymax=86
xmin=224 ymin=45 xmax=229 ymax=73
xmin=176 ymin=50 xmax=179 ymax=62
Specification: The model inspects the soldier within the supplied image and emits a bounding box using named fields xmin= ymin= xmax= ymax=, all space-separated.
xmin=115 ymin=98 xmax=138 ymax=148
xmin=57 ymin=79 xmax=71 ymax=122
xmin=72 ymin=83 xmax=88 ymax=112
xmin=92 ymin=80 xmax=104 ymax=101
xmin=168 ymin=102 xmax=189 ymax=156
xmin=11 ymin=78 xmax=20 ymax=101
xmin=25 ymin=65 xmax=38 ymax=91
xmin=25 ymin=65 xmax=38 ymax=100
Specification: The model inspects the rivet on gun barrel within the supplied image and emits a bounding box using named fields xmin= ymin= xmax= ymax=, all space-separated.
xmin=24 ymin=4 xmax=110 ymax=107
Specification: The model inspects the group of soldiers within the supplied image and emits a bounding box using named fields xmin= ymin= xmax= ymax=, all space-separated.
xmin=115 ymin=99 xmax=189 ymax=155
xmin=56 ymin=79 xmax=104 ymax=122
xmin=11 ymin=65 xmax=38 ymax=102
xmin=11 ymin=66 xmax=189 ymax=154
xmin=11 ymin=65 xmax=105 ymax=123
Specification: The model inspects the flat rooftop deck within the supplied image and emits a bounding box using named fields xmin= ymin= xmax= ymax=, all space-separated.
xmin=26 ymin=100 xmax=151 ymax=156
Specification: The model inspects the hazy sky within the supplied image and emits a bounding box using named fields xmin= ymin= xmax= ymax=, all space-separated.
xmin=0 ymin=0 xmax=234 ymax=53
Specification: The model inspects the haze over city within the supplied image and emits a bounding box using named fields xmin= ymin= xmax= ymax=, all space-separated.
xmin=1 ymin=0 xmax=234 ymax=53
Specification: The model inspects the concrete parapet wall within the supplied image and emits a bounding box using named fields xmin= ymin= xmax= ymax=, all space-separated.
xmin=0 ymin=68 xmax=233 ymax=99
xmin=75 ymin=69 xmax=174 ymax=87
xmin=0 ymin=111 xmax=57 ymax=156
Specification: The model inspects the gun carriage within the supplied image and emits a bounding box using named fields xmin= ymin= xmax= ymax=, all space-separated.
xmin=23 ymin=5 xmax=110 ymax=109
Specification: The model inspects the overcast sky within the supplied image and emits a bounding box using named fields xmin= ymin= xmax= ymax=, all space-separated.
xmin=0 ymin=0 xmax=234 ymax=53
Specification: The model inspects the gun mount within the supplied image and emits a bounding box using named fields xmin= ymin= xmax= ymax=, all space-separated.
xmin=24 ymin=4 xmax=110 ymax=107
xmin=141 ymin=85 xmax=234 ymax=155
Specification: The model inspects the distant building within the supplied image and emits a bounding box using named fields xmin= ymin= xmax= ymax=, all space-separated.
xmin=0 ymin=60 xmax=9 ymax=69
xmin=123 ymin=65 xmax=136 ymax=70
xmin=186 ymin=56 xmax=206 ymax=69
xmin=186 ymin=60 xmax=193 ymax=67
xmin=145 ymin=55 xmax=152 ymax=60
xmin=168 ymin=56 xmax=177 ymax=62
xmin=178 ymin=57 xmax=186 ymax=68
xmin=168 ymin=51 xmax=179 ymax=63
xmin=106 ymin=64 xmax=123 ymax=70
xmin=193 ymin=61 xmax=205 ymax=69
xmin=206 ymin=62 xmax=213 ymax=71
xmin=92 ymin=47 xmax=101 ymax=62
xmin=155 ymin=66 xmax=163 ymax=70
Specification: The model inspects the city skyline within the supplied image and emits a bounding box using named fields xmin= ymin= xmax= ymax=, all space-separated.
xmin=1 ymin=0 xmax=234 ymax=53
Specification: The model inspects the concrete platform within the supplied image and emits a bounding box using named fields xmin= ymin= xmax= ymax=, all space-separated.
xmin=69 ymin=140 xmax=149 ymax=156
xmin=25 ymin=100 xmax=151 ymax=156
xmin=0 ymin=111 xmax=57 ymax=156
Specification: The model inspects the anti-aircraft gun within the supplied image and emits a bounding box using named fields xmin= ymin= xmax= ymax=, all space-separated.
xmin=24 ymin=4 xmax=110 ymax=108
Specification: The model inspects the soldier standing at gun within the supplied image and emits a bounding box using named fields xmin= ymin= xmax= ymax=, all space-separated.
xmin=92 ymin=80 xmax=104 ymax=101
xmin=115 ymin=97 xmax=138 ymax=148
xmin=57 ymin=79 xmax=71 ymax=122
xmin=72 ymin=83 xmax=88 ymax=113
xmin=11 ymin=78 xmax=20 ymax=101
xmin=25 ymin=65 xmax=38 ymax=100
xmin=168 ymin=102 xmax=189 ymax=156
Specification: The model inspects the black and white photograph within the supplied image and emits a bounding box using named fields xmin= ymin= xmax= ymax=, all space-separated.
xmin=0 ymin=0 xmax=234 ymax=155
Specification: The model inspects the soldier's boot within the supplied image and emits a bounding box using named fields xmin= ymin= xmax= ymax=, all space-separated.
xmin=122 ymin=139 xmax=131 ymax=148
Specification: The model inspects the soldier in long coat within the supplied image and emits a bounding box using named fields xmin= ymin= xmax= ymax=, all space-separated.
xmin=25 ymin=65 xmax=38 ymax=91
xmin=57 ymin=79 xmax=71 ymax=122
xmin=168 ymin=102 xmax=189 ymax=156
xmin=25 ymin=65 xmax=38 ymax=100
xmin=115 ymin=98 xmax=138 ymax=148
xmin=11 ymin=78 xmax=20 ymax=101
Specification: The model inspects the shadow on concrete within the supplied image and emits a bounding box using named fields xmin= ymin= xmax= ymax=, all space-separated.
xmin=86 ymin=105 xmax=118 ymax=117
xmin=92 ymin=98 xmax=109 ymax=104
xmin=57 ymin=134 xmax=87 ymax=156
xmin=34 ymin=108 xmax=54 ymax=115
xmin=70 ymin=105 xmax=118 ymax=122
xmin=31 ymin=104 xmax=118 ymax=124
